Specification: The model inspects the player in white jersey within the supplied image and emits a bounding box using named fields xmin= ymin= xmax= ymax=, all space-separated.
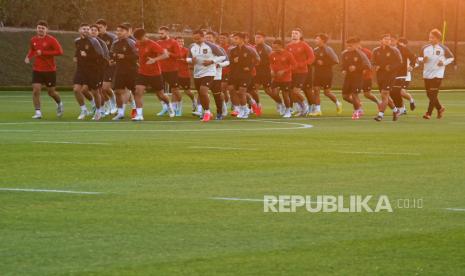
xmin=205 ymin=31 xmax=230 ymax=120
xmin=187 ymin=30 xmax=227 ymax=122
xmin=418 ymin=29 xmax=454 ymax=119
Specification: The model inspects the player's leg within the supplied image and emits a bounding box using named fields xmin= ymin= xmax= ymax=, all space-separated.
xmin=401 ymin=84 xmax=416 ymax=111
xmin=133 ymin=84 xmax=146 ymax=121
xmin=281 ymin=84 xmax=292 ymax=118
xmin=248 ymin=82 xmax=262 ymax=116
xmin=43 ymin=72 xmax=63 ymax=118
xmin=211 ymin=80 xmax=225 ymax=120
xmin=351 ymin=91 xmax=362 ymax=120
xmin=90 ymin=88 xmax=102 ymax=120
xmin=362 ymin=78 xmax=379 ymax=113
xmin=164 ymin=72 xmax=182 ymax=115
xmin=264 ymin=84 xmax=284 ymax=115
xmin=73 ymin=84 xmax=89 ymax=120
xmin=112 ymin=72 xmax=134 ymax=121
xmin=88 ymin=73 xmax=103 ymax=121
xmin=102 ymin=82 xmax=117 ymax=115
xmin=180 ymin=77 xmax=196 ymax=112
xmin=237 ymin=85 xmax=250 ymax=119
xmin=79 ymin=85 xmax=95 ymax=115
xmin=235 ymin=77 xmax=252 ymax=119
xmin=197 ymin=77 xmax=213 ymax=122
xmin=309 ymin=86 xmax=321 ymax=116
xmin=221 ymin=80 xmax=230 ymax=108
xmin=291 ymin=74 xmax=309 ymax=116
xmin=342 ymin=77 xmax=354 ymax=107
xmin=430 ymin=78 xmax=445 ymax=118
xmin=102 ymin=65 xmax=117 ymax=115
xmin=31 ymin=77 xmax=43 ymax=119
xmin=390 ymin=79 xmax=404 ymax=121
xmin=374 ymin=78 xmax=392 ymax=122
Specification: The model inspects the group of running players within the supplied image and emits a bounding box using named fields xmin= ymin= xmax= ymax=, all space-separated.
xmin=25 ymin=19 xmax=454 ymax=122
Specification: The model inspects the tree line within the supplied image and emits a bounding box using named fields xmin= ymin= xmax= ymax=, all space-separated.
xmin=0 ymin=0 xmax=464 ymax=41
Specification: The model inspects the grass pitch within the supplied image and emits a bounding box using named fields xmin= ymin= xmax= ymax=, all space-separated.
xmin=0 ymin=90 xmax=464 ymax=275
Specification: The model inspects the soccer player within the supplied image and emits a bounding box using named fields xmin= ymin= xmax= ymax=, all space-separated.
xmin=341 ymin=37 xmax=372 ymax=120
xmin=96 ymin=19 xmax=118 ymax=115
xmin=88 ymin=24 xmax=110 ymax=120
xmin=229 ymin=32 xmax=259 ymax=119
xmin=359 ymin=44 xmax=380 ymax=110
xmin=187 ymin=30 xmax=227 ymax=122
xmin=24 ymin=20 xmax=64 ymax=119
xmin=205 ymin=31 xmax=230 ymax=120
xmin=392 ymin=36 xmax=417 ymax=113
xmin=243 ymin=32 xmax=262 ymax=116
xmin=311 ymin=33 xmax=342 ymax=116
xmin=269 ymin=40 xmax=297 ymax=118
xmin=372 ymin=34 xmax=402 ymax=122
xmin=218 ymin=32 xmax=231 ymax=114
xmin=133 ymin=28 xmax=171 ymax=121
xmin=109 ymin=24 xmax=138 ymax=120
xmin=176 ymin=36 xmax=197 ymax=114
xmin=157 ymin=26 xmax=183 ymax=116
xmin=286 ymin=28 xmax=314 ymax=116
xmin=254 ymin=32 xmax=284 ymax=115
xmin=391 ymin=35 xmax=417 ymax=116
xmin=73 ymin=24 xmax=94 ymax=120
xmin=418 ymin=29 xmax=454 ymax=119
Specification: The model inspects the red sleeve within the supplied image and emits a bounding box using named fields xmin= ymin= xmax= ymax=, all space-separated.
xmin=305 ymin=44 xmax=315 ymax=65
xmin=27 ymin=38 xmax=35 ymax=58
xmin=42 ymin=36 xmax=63 ymax=56
xmin=288 ymin=52 xmax=298 ymax=72
xmin=169 ymin=40 xmax=182 ymax=58
xmin=152 ymin=41 xmax=165 ymax=55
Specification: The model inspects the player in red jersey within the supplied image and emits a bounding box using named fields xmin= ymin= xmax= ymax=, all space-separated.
xmin=133 ymin=28 xmax=171 ymax=121
xmin=270 ymin=40 xmax=297 ymax=118
xmin=176 ymin=37 xmax=197 ymax=114
xmin=24 ymin=20 xmax=64 ymax=119
xmin=157 ymin=26 xmax=183 ymax=116
xmin=286 ymin=28 xmax=314 ymax=116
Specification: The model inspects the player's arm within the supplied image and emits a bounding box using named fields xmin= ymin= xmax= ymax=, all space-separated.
xmin=326 ymin=46 xmax=339 ymax=65
xmin=370 ymin=48 xmax=380 ymax=70
xmin=405 ymin=47 xmax=417 ymax=69
xmin=41 ymin=37 xmax=64 ymax=56
xmin=25 ymin=39 xmax=35 ymax=63
xmin=168 ymin=40 xmax=182 ymax=59
xmin=340 ymin=51 xmax=348 ymax=72
xmin=441 ymin=45 xmax=455 ymax=66
xmin=305 ymin=43 xmax=315 ymax=65
xmin=389 ymin=47 xmax=403 ymax=72
xmin=125 ymin=39 xmax=139 ymax=61
xmin=358 ymin=49 xmax=372 ymax=70
xmin=288 ymin=52 xmax=298 ymax=73
xmin=186 ymin=44 xmax=195 ymax=64
xmin=417 ymin=45 xmax=427 ymax=63
xmin=147 ymin=44 xmax=169 ymax=64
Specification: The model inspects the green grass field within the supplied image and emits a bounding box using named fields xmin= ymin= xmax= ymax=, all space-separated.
xmin=1 ymin=90 xmax=465 ymax=275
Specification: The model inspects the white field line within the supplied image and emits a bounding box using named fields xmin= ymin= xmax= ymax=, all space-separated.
xmin=0 ymin=188 xmax=102 ymax=195
xmin=32 ymin=141 xmax=110 ymax=145
xmin=444 ymin=208 xmax=465 ymax=212
xmin=209 ymin=197 xmax=325 ymax=204
xmin=337 ymin=151 xmax=421 ymax=156
xmin=0 ymin=120 xmax=313 ymax=133
xmin=189 ymin=146 xmax=257 ymax=151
